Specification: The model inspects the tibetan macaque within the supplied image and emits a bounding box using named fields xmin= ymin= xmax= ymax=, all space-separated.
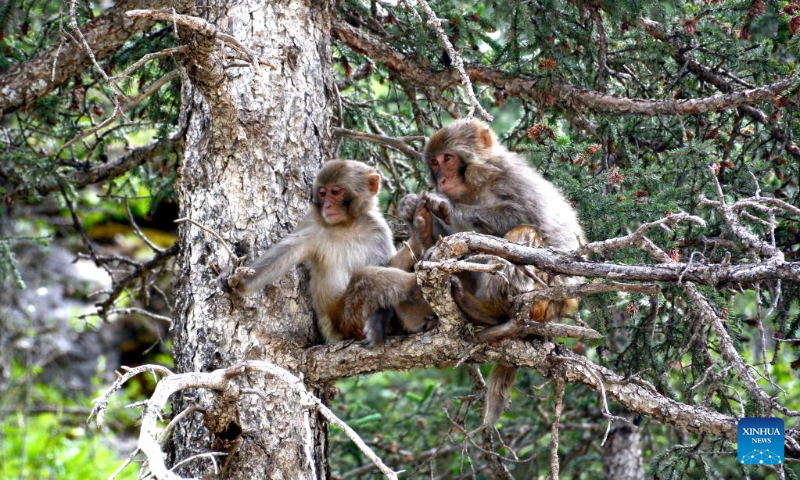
xmin=234 ymin=160 xmax=396 ymax=343
xmin=423 ymin=118 xmax=585 ymax=426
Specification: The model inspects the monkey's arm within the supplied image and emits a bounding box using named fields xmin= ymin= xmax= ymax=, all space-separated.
xmin=426 ymin=193 xmax=527 ymax=237
xmin=239 ymin=217 xmax=314 ymax=296
xmin=389 ymin=245 xmax=417 ymax=271
xmin=344 ymin=267 xmax=417 ymax=318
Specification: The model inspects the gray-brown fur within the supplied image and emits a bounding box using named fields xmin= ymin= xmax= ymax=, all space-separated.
xmin=425 ymin=119 xmax=585 ymax=426
xmin=343 ymin=266 xmax=431 ymax=347
xmin=238 ymin=160 xmax=395 ymax=343
xmin=485 ymin=365 xmax=517 ymax=427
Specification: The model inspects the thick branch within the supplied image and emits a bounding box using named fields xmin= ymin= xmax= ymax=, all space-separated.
xmin=332 ymin=20 xmax=794 ymax=116
xmin=302 ymin=333 xmax=738 ymax=441
xmin=97 ymin=361 xmax=399 ymax=480
xmin=0 ymin=0 xmax=192 ymax=115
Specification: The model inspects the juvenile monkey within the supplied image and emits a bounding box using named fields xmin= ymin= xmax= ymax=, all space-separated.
xmin=342 ymin=192 xmax=447 ymax=347
xmin=235 ymin=160 xmax=396 ymax=343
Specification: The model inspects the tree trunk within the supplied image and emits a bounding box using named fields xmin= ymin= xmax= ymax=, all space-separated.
xmin=603 ymin=421 xmax=644 ymax=480
xmin=168 ymin=1 xmax=335 ymax=477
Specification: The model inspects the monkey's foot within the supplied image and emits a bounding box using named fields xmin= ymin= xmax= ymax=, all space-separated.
xmin=363 ymin=309 xmax=389 ymax=349
xmin=362 ymin=326 xmax=386 ymax=349
xmin=219 ymin=266 xmax=255 ymax=296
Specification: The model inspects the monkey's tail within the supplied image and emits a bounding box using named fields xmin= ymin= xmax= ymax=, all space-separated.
xmin=341 ymin=267 xmax=417 ymax=332
xmin=484 ymin=364 xmax=517 ymax=427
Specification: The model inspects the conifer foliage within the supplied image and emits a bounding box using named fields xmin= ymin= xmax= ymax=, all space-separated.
xmin=1 ymin=0 xmax=799 ymax=478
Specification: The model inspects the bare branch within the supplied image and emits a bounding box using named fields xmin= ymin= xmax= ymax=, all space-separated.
xmin=332 ymin=127 xmax=423 ymax=162
xmin=125 ymin=197 xmax=165 ymax=253
xmin=410 ymin=0 xmax=492 ymax=121
xmin=174 ymin=217 xmax=237 ymax=265
xmin=98 ymin=361 xmax=400 ymax=480
xmin=683 ymin=282 xmax=773 ymax=413
xmin=125 ymin=9 xmax=260 ymax=70
xmin=550 ymin=375 xmax=565 ymax=479
xmin=700 ymin=167 xmax=783 ymax=260
xmin=582 ymin=213 xmax=706 ymax=257
xmin=4 ymin=136 xmax=181 ymax=201
xmin=112 ymin=46 xmax=187 ymax=82
xmin=88 ymin=364 xmax=173 ymax=427
xmin=107 ymin=307 xmax=172 ymax=323
xmin=96 ymin=243 xmax=179 ymax=316
xmin=61 ymin=70 xmax=180 ymax=151
xmin=418 ymin=259 xmax=505 ymax=274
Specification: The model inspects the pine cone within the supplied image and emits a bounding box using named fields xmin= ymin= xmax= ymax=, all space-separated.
xmin=526 ymin=123 xmax=554 ymax=143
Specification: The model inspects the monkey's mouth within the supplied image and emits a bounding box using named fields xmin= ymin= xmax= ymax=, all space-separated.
xmin=323 ymin=211 xmax=345 ymax=224
xmin=438 ymin=178 xmax=466 ymax=199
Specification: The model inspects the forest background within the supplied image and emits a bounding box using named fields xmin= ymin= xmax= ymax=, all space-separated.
xmin=1 ymin=0 xmax=799 ymax=478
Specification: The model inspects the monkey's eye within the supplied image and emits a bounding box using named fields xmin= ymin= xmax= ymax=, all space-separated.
xmin=330 ymin=186 xmax=343 ymax=196
xmin=428 ymin=158 xmax=438 ymax=167
xmin=318 ymin=188 xmax=327 ymax=198
xmin=443 ymin=154 xmax=453 ymax=163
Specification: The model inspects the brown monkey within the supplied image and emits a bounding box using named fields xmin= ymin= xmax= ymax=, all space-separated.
xmin=346 ymin=194 xmax=440 ymax=347
xmin=345 ymin=119 xmax=584 ymax=423
xmin=236 ymin=160 xmax=396 ymax=343
xmin=423 ymin=119 xmax=584 ymax=425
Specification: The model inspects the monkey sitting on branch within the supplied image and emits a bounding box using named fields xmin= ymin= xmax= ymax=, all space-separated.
xmin=230 ymin=159 xmax=424 ymax=343
xmin=344 ymin=119 xmax=585 ymax=425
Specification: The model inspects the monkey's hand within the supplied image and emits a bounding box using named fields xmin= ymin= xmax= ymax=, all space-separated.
xmin=397 ymin=193 xmax=421 ymax=223
xmin=220 ymin=266 xmax=255 ymax=296
xmin=424 ymin=193 xmax=452 ymax=225
xmin=410 ymin=194 xmax=435 ymax=252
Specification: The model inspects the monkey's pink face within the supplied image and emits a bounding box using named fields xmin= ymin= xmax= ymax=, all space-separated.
xmin=318 ymin=186 xmax=348 ymax=224
xmin=429 ymin=152 xmax=468 ymax=200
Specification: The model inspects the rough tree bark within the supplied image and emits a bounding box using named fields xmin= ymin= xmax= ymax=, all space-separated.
xmin=167 ymin=1 xmax=335 ymax=477
xmin=603 ymin=421 xmax=644 ymax=480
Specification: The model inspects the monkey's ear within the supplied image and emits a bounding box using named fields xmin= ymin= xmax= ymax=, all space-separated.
xmin=366 ymin=173 xmax=381 ymax=195
xmin=478 ymin=126 xmax=494 ymax=150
